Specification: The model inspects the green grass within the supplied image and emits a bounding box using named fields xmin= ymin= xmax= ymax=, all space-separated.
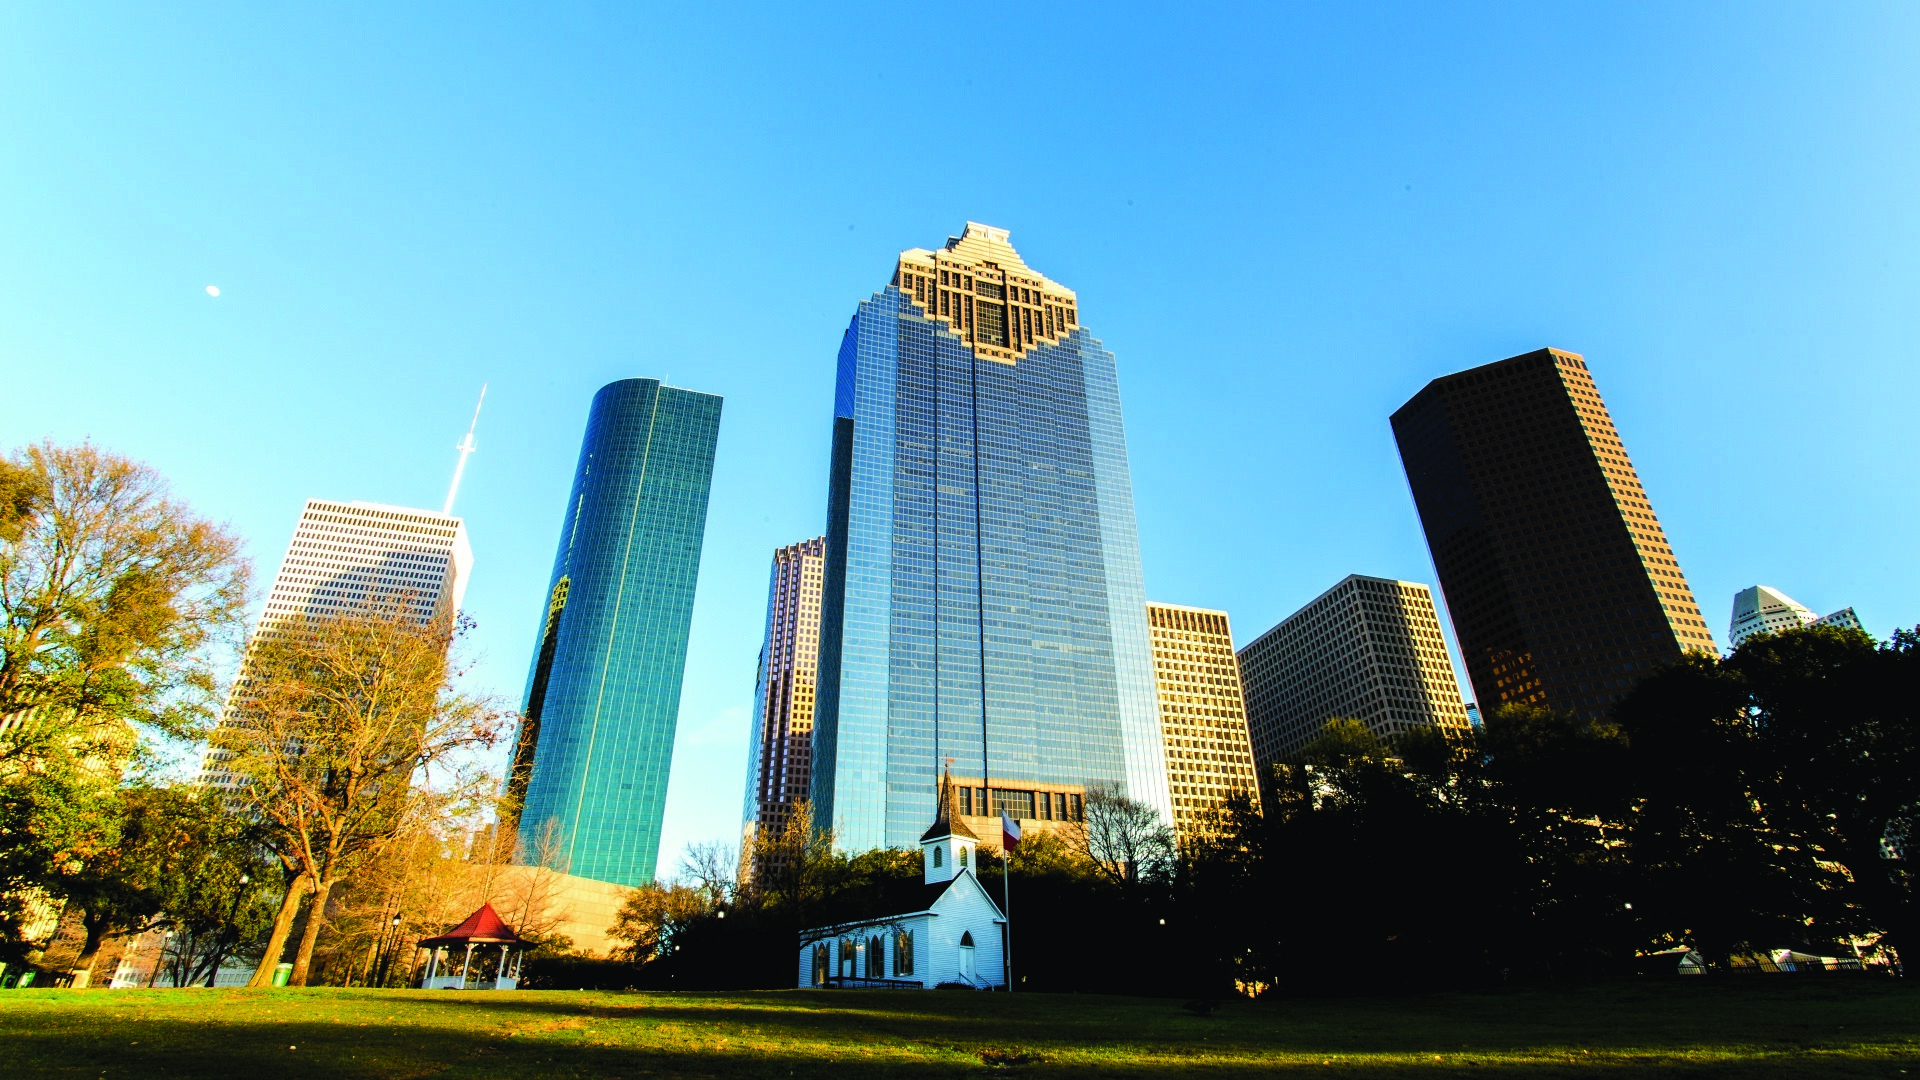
xmin=0 ymin=980 xmax=1915 ymax=1077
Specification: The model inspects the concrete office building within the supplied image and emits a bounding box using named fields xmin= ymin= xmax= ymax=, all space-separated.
xmin=1237 ymin=575 xmax=1470 ymax=769
xmin=507 ymin=379 xmax=723 ymax=887
xmin=742 ymin=536 xmax=827 ymax=874
xmin=1728 ymin=585 xmax=1865 ymax=649
xmin=1391 ymin=348 xmax=1716 ymax=718
xmin=201 ymin=499 xmax=472 ymax=790
xmin=1145 ymin=603 xmax=1260 ymax=839
xmin=812 ymin=223 xmax=1167 ymax=851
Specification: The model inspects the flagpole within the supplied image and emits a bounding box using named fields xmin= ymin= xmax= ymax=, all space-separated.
xmin=1002 ymin=812 xmax=1015 ymax=993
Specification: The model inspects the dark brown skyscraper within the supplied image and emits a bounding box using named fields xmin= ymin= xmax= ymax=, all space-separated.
xmin=1391 ymin=348 xmax=1716 ymax=718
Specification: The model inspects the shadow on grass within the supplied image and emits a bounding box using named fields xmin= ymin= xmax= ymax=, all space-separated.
xmin=3 ymin=982 xmax=1916 ymax=1079
xmin=389 ymin=981 xmax=1920 ymax=1052
xmin=5 ymin=1013 xmax=1918 ymax=1080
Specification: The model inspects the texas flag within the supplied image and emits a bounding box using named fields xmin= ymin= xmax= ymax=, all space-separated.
xmin=1001 ymin=812 xmax=1022 ymax=852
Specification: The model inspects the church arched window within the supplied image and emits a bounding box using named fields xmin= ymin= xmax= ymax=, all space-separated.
xmin=812 ymin=943 xmax=829 ymax=986
xmin=840 ymin=938 xmax=856 ymax=977
xmin=960 ymin=931 xmax=975 ymax=947
xmin=868 ymin=935 xmax=886 ymax=978
xmin=894 ymin=929 xmax=914 ymax=976
xmin=933 ymin=845 xmax=943 ymax=868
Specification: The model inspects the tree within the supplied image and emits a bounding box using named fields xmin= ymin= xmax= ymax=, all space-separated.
xmin=679 ymin=839 xmax=742 ymax=908
xmin=0 ymin=441 xmax=250 ymax=773
xmin=1619 ymin=624 xmax=1915 ymax=966
xmin=147 ymin=794 xmax=276 ymax=987
xmin=1071 ymin=785 xmax=1175 ymax=888
xmin=211 ymin=599 xmax=508 ymax=986
xmin=606 ymin=882 xmax=710 ymax=964
xmin=34 ymin=784 xmax=257 ymax=986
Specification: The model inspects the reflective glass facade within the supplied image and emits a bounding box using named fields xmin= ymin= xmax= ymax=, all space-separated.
xmin=510 ymin=379 xmax=722 ymax=886
xmin=813 ymin=224 xmax=1167 ymax=852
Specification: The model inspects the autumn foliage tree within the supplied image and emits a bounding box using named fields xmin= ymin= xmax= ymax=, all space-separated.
xmin=211 ymin=598 xmax=507 ymax=986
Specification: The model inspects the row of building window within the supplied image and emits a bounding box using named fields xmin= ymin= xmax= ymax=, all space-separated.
xmin=811 ymin=929 xmax=918 ymax=983
xmin=954 ymin=787 xmax=1083 ymax=822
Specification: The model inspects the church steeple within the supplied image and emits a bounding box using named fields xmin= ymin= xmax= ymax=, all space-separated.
xmin=920 ymin=767 xmax=978 ymax=884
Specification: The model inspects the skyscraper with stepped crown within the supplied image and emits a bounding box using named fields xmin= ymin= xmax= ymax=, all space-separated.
xmin=810 ymin=223 xmax=1168 ymax=852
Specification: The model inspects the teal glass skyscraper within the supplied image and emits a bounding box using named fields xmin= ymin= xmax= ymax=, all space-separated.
xmin=508 ymin=379 xmax=722 ymax=886
xmin=813 ymin=223 xmax=1169 ymax=852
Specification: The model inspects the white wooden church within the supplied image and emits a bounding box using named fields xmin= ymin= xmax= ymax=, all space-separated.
xmin=797 ymin=773 xmax=1006 ymax=989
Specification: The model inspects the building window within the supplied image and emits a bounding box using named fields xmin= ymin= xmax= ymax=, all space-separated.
xmin=840 ymin=938 xmax=856 ymax=978
xmin=894 ymin=929 xmax=914 ymax=976
xmin=932 ymin=844 xmax=943 ymax=868
xmin=813 ymin=943 xmax=829 ymax=985
xmin=868 ymin=935 xmax=886 ymax=979
xmin=998 ymin=789 xmax=1035 ymax=819
xmin=976 ymin=302 xmax=1008 ymax=347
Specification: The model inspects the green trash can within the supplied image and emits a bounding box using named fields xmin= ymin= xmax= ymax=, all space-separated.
xmin=16 ymin=971 xmax=35 ymax=988
xmin=272 ymin=963 xmax=293 ymax=987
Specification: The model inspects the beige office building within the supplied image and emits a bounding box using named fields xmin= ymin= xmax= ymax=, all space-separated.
xmin=1236 ymin=575 xmax=1470 ymax=771
xmin=1146 ymin=603 xmax=1260 ymax=838
xmin=202 ymin=499 xmax=472 ymax=789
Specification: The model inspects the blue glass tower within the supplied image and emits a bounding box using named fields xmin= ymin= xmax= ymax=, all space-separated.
xmin=509 ymin=379 xmax=722 ymax=885
xmin=813 ymin=223 xmax=1169 ymax=852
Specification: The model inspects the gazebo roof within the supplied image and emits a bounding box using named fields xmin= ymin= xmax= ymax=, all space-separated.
xmin=417 ymin=901 xmax=526 ymax=949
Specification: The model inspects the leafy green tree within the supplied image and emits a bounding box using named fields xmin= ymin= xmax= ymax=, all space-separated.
xmin=27 ymin=784 xmax=255 ymax=985
xmin=1619 ymin=624 xmax=1915 ymax=966
xmin=0 ymin=441 xmax=250 ymax=773
xmin=149 ymin=796 xmax=276 ymax=987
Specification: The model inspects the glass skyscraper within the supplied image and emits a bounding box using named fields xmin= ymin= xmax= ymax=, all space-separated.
xmin=812 ymin=222 xmax=1168 ymax=852
xmin=508 ymin=378 xmax=722 ymax=886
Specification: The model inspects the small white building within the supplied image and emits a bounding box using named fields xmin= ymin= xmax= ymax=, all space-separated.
xmin=797 ymin=775 xmax=1005 ymax=990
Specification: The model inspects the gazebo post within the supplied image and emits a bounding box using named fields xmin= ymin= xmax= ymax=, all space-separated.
xmin=461 ymin=944 xmax=474 ymax=989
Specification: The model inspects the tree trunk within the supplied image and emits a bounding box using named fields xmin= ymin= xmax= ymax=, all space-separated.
xmin=248 ymin=875 xmax=311 ymax=987
xmin=288 ymin=878 xmax=335 ymax=987
xmin=69 ymin=917 xmax=112 ymax=989
xmin=354 ymin=930 xmax=382 ymax=987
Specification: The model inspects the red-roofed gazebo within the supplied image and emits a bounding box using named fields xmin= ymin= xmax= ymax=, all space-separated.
xmin=416 ymin=903 xmax=528 ymax=990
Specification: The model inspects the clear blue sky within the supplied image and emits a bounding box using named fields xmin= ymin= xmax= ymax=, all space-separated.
xmin=4 ymin=4 xmax=1916 ymax=876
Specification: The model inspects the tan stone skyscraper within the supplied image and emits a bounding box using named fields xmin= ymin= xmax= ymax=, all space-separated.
xmin=1146 ymin=603 xmax=1259 ymax=838
xmin=1236 ymin=575 xmax=1470 ymax=770
xmin=743 ymin=537 xmax=826 ymax=872
xmin=1391 ymin=347 xmax=1716 ymax=719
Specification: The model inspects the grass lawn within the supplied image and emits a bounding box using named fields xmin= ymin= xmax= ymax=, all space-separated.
xmin=0 ymin=980 xmax=1915 ymax=1077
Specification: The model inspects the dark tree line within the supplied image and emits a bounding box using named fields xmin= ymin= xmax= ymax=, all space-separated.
xmin=537 ymin=623 xmax=1913 ymax=996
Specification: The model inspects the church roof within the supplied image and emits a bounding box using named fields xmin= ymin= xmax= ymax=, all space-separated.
xmin=416 ymin=901 xmax=526 ymax=949
xmin=920 ymin=768 xmax=978 ymax=842
xmin=800 ymin=868 xmax=1006 ymax=938
xmin=919 ymin=868 xmax=1004 ymax=918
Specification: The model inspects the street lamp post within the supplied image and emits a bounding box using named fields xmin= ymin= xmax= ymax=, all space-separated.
xmin=375 ymin=914 xmax=404 ymax=988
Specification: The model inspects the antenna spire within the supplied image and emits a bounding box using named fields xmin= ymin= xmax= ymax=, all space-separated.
xmin=443 ymin=383 xmax=487 ymax=516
